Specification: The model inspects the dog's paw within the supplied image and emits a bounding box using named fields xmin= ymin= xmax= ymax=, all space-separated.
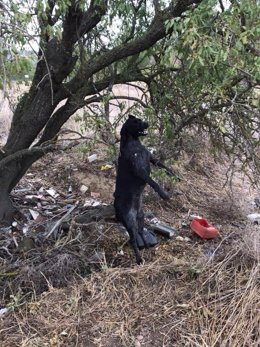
xmin=142 ymin=229 xmax=158 ymax=248
xmin=159 ymin=191 xmax=170 ymax=200
xmin=137 ymin=229 xmax=158 ymax=249
xmin=136 ymin=233 xmax=145 ymax=250
xmin=166 ymin=168 xmax=174 ymax=176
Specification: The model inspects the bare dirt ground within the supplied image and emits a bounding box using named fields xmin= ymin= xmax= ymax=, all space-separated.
xmin=0 ymin=143 xmax=259 ymax=347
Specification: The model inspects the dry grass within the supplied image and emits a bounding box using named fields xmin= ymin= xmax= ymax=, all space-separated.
xmin=242 ymin=224 xmax=260 ymax=262
xmin=1 ymin=232 xmax=259 ymax=347
xmin=1 ymin=142 xmax=259 ymax=347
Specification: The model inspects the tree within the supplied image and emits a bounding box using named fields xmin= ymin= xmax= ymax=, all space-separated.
xmin=0 ymin=0 xmax=203 ymax=224
xmin=0 ymin=0 xmax=259 ymax=225
xmin=144 ymin=0 xmax=260 ymax=172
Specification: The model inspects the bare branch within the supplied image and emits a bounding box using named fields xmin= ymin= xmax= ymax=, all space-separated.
xmin=0 ymin=145 xmax=57 ymax=170
xmin=65 ymin=0 xmax=202 ymax=95
xmin=62 ymin=0 xmax=108 ymax=49
xmin=110 ymin=96 xmax=149 ymax=109
xmin=218 ymin=0 xmax=225 ymax=12
xmin=123 ymin=0 xmax=145 ymax=44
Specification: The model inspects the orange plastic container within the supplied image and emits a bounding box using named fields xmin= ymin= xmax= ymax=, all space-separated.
xmin=190 ymin=218 xmax=219 ymax=239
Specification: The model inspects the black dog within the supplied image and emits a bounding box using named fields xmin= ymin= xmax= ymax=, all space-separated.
xmin=114 ymin=115 xmax=174 ymax=264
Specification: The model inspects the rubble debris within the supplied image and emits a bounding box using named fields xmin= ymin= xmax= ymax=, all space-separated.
xmin=90 ymin=192 xmax=101 ymax=199
xmin=189 ymin=214 xmax=202 ymax=220
xmin=100 ymin=164 xmax=113 ymax=171
xmin=150 ymin=218 xmax=177 ymax=238
xmin=145 ymin=212 xmax=177 ymax=238
xmin=84 ymin=198 xmax=102 ymax=207
xmin=17 ymin=237 xmax=35 ymax=253
xmin=247 ymin=213 xmax=260 ymax=224
xmin=46 ymin=188 xmax=59 ymax=199
xmin=176 ymin=236 xmax=191 ymax=242
xmin=0 ymin=308 xmax=9 ymax=316
xmin=254 ymin=197 xmax=260 ymax=208
xmin=75 ymin=205 xmax=115 ymax=224
xmin=204 ymin=248 xmax=216 ymax=259
xmin=12 ymin=221 xmax=18 ymax=228
xmin=45 ymin=203 xmax=79 ymax=239
xmin=22 ymin=226 xmax=29 ymax=235
xmin=88 ymin=154 xmax=97 ymax=162
xmin=79 ymin=185 xmax=89 ymax=194
xmin=29 ymin=209 xmax=40 ymax=220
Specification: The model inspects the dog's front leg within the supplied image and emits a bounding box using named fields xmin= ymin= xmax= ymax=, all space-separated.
xmin=146 ymin=177 xmax=170 ymax=200
xmin=130 ymin=153 xmax=170 ymax=200
xmin=150 ymin=156 xmax=179 ymax=179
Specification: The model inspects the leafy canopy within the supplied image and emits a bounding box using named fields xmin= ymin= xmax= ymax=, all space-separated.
xmin=0 ymin=0 xmax=259 ymax=178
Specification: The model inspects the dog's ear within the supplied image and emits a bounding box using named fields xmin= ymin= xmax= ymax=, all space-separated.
xmin=120 ymin=123 xmax=127 ymax=149
xmin=128 ymin=114 xmax=135 ymax=119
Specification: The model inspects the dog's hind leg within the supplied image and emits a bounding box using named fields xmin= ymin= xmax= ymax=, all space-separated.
xmin=129 ymin=230 xmax=142 ymax=265
xmin=136 ymin=207 xmax=145 ymax=249
xmin=122 ymin=209 xmax=142 ymax=265
xmin=137 ymin=200 xmax=158 ymax=249
xmin=137 ymin=210 xmax=158 ymax=249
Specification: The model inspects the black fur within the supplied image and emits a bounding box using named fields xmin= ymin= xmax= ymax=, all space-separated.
xmin=114 ymin=115 xmax=173 ymax=264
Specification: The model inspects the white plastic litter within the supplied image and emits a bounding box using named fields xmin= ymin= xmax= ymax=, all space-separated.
xmin=29 ymin=209 xmax=40 ymax=220
xmin=46 ymin=188 xmax=59 ymax=198
xmin=247 ymin=213 xmax=260 ymax=224
xmin=0 ymin=308 xmax=9 ymax=316
xmin=80 ymin=185 xmax=89 ymax=194
xmin=88 ymin=154 xmax=97 ymax=162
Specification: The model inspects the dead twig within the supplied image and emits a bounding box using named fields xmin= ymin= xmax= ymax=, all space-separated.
xmin=45 ymin=203 xmax=78 ymax=239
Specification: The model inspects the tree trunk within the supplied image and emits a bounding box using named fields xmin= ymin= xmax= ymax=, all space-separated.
xmin=0 ymin=188 xmax=16 ymax=226
xmin=3 ymin=87 xmax=60 ymax=155
xmin=0 ymin=150 xmax=45 ymax=225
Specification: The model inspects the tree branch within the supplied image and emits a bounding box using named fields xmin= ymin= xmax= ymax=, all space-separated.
xmin=109 ymin=96 xmax=149 ymax=109
xmin=123 ymin=0 xmax=145 ymax=44
xmin=62 ymin=0 xmax=108 ymax=49
xmin=0 ymin=145 xmax=56 ymax=170
xmin=65 ymin=0 xmax=202 ymax=95
xmin=218 ymin=0 xmax=225 ymax=12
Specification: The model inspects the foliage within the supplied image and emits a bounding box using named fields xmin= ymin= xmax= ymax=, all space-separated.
xmin=141 ymin=0 xmax=260 ymax=177
xmin=0 ymin=0 xmax=259 ymax=198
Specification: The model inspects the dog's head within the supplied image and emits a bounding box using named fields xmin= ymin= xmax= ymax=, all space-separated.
xmin=120 ymin=115 xmax=149 ymax=139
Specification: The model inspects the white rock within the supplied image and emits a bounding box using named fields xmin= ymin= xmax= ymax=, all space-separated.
xmin=176 ymin=236 xmax=184 ymax=241
xmin=136 ymin=335 xmax=144 ymax=341
xmin=60 ymin=331 xmax=68 ymax=336
xmin=22 ymin=226 xmax=29 ymax=235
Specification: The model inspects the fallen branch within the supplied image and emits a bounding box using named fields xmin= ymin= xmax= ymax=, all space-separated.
xmin=45 ymin=203 xmax=78 ymax=239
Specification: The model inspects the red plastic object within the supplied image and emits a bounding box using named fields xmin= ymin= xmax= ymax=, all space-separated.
xmin=190 ymin=218 xmax=219 ymax=239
